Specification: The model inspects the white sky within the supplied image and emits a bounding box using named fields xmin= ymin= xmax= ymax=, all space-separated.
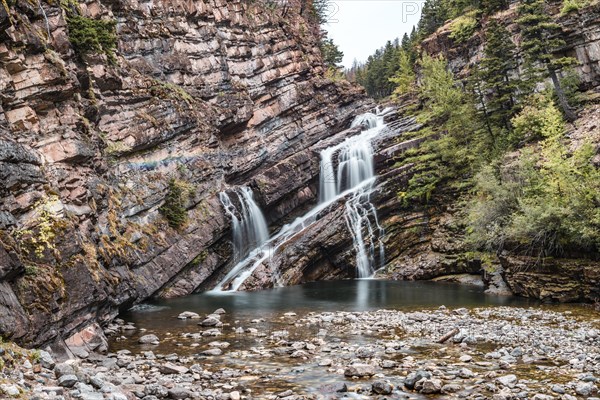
xmin=323 ymin=0 xmax=424 ymax=68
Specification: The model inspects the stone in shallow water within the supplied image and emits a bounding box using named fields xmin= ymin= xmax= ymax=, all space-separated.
xmin=419 ymin=378 xmax=442 ymax=394
xmin=319 ymin=382 xmax=347 ymax=393
xmin=200 ymin=317 xmax=220 ymax=327
xmin=177 ymin=311 xmax=200 ymax=319
xmin=344 ymin=364 xmax=375 ymax=377
xmin=404 ymin=370 xmax=431 ymax=390
xmin=372 ymin=380 xmax=394 ymax=395
xmin=138 ymin=334 xmax=159 ymax=345
xmin=201 ymin=348 xmax=223 ymax=356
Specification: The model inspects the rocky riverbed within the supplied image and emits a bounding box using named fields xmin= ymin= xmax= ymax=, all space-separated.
xmin=1 ymin=306 xmax=599 ymax=399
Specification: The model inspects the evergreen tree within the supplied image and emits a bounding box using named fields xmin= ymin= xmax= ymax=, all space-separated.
xmin=516 ymin=0 xmax=578 ymax=121
xmin=389 ymin=50 xmax=416 ymax=97
xmin=418 ymin=0 xmax=449 ymax=36
xmin=320 ymin=38 xmax=344 ymax=68
xmin=478 ymin=20 xmax=520 ymax=132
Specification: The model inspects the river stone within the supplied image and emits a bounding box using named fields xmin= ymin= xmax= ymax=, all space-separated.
xmin=138 ymin=334 xmax=159 ymax=345
xmin=442 ymin=383 xmax=462 ymax=393
xmin=201 ymin=348 xmax=223 ymax=356
xmin=160 ymin=362 xmax=189 ymax=374
xmin=213 ymin=308 xmax=226 ymax=315
xmin=168 ymin=388 xmax=191 ymax=399
xmin=404 ymin=370 xmax=432 ymax=390
xmin=145 ymin=384 xmax=168 ymax=398
xmin=575 ymin=381 xmax=598 ymax=396
xmin=177 ymin=311 xmax=200 ymax=319
xmin=200 ymin=317 xmax=220 ymax=327
xmin=419 ymin=378 xmax=442 ymax=394
xmin=58 ymin=374 xmax=78 ymax=388
xmin=320 ymin=382 xmax=347 ymax=393
xmin=319 ymin=358 xmax=333 ymax=366
xmin=381 ymin=360 xmax=397 ymax=368
xmin=372 ymin=380 xmax=394 ymax=395
xmin=496 ymin=374 xmax=518 ymax=388
xmin=208 ymin=341 xmax=230 ymax=348
xmin=551 ymin=384 xmax=565 ymax=394
xmin=229 ymin=391 xmax=241 ymax=400
xmin=344 ymin=364 xmax=375 ymax=377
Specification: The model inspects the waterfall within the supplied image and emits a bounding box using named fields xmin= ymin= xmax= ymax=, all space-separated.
xmin=317 ymin=110 xmax=386 ymax=278
xmin=214 ymin=109 xmax=388 ymax=292
xmin=218 ymin=187 xmax=269 ymax=262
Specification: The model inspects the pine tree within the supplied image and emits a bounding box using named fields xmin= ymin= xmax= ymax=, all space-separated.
xmin=319 ymin=38 xmax=344 ymax=68
xmin=479 ymin=20 xmax=520 ymax=132
xmin=390 ymin=50 xmax=416 ymax=97
xmin=418 ymin=0 xmax=449 ymax=37
xmin=516 ymin=0 xmax=578 ymax=121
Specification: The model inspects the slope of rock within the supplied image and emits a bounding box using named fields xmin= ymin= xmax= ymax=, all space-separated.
xmin=0 ymin=0 xmax=371 ymax=347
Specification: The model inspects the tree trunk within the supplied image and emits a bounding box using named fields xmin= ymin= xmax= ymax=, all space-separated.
xmin=548 ymin=66 xmax=577 ymax=122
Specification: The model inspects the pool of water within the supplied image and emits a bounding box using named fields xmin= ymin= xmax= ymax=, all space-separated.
xmin=119 ymin=279 xmax=537 ymax=329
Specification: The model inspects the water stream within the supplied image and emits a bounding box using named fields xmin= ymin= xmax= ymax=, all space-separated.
xmin=214 ymin=110 xmax=389 ymax=292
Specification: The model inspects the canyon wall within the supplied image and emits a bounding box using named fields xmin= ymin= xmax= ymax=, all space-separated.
xmin=0 ymin=0 xmax=373 ymax=347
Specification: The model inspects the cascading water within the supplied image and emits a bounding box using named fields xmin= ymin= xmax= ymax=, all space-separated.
xmin=214 ymin=109 xmax=388 ymax=292
xmin=318 ymin=111 xmax=385 ymax=278
xmin=218 ymin=187 xmax=269 ymax=262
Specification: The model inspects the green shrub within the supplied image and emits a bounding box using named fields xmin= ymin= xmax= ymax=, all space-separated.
xmin=560 ymin=0 xmax=590 ymax=14
xmin=449 ymin=11 xmax=479 ymax=44
xmin=159 ymin=179 xmax=190 ymax=229
xmin=510 ymin=94 xmax=564 ymax=145
xmin=66 ymin=15 xmax=117 ymax=63
xmin=466 ymin=110 xmax=600 ymax=257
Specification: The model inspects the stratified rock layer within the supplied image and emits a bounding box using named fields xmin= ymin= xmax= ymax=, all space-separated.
xmin=0 ymin=0 xmax=371 ymax=346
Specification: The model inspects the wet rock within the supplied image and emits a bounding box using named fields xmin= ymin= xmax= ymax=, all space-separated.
xmin=442 ymin=383 xmax=462 ymax=393
xmin=458 ymin=367 xmax=475 ymax=378
xmin=201 ymin=348 xmax=223 ymax=356
xmin=138 ymin=334 xmax=160 ymax=345
xmin=344 ymin=364 xmax=375 ymax=377
xmin=213 ymin=308 xmax=226 ymax=315
xmin=419 ymin=378 xmax=443 ymax=394
xmin=320 ymin=382 xmax=348 ymax=393
xmin=404 ymin=370 xmax=432 ymax=390
xmin=372 ymin=380 xmax=394 ymax=395
xmin=200 ymin=317 xmax=220 ymax=327
xmin=58 ymin=374 xmax=78 ymax=388
xmin=177 ymin=311 xmax=200 ymax=319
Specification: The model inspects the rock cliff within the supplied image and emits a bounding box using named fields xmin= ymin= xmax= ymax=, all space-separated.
xmin=0 ymin=0 xmax=372 ymax=347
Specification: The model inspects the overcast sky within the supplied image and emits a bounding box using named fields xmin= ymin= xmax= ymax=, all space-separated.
xmin=323 ymin=0 xmax=423 ymax=68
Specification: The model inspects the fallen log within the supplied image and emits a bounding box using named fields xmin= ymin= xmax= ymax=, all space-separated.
xmin=437 ymin=327 xmax=460 ymax=344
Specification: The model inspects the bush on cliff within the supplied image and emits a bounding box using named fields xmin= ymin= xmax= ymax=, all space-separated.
xmin=66 ymin=15 xmax=117 ymax=63
xmin=159 ymin=179 xmax=190 ymax=229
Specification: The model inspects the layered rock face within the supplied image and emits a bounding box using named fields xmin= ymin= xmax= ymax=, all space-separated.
xmin=0 ymin=0 xmax=371 ymax=347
